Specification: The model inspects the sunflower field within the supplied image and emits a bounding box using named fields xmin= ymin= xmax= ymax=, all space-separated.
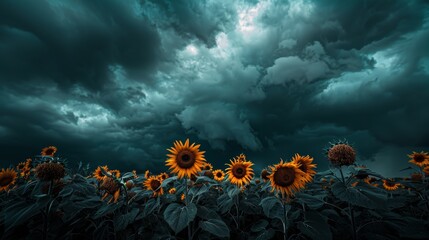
xmin=1 ymin=140 xmax=429 ymax=239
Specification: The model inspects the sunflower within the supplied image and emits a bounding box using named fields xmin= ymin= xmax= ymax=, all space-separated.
xmin=291 ymin=153 xmax=317 ymax=183
xmin=166 ymin=139 xmax=206 ymax=179
xmin=364 ymin=177 xmax=377 ymax=185
xmin=144 ymin=176 xmax=164 ymax=197
xmin=234 ymin=153 xmax=247 ymax=162
xmin=203 ymin=170 xmax=214 ymax=179
xmin=225 ymin=157 xmax=254 ymax=187
xmin=180 ymin=193 xmax=185 ymax=201
xmin=109 ymin=170 xmax=121 ymax=178
xmin=261 ymin=169 xmax=270 ymax=182
xmin=93 ymin=166 xmax=109 ymax=181
xmin=100 ymin=177 xmax=121 ymax=203
xmin=202 ymin=162 xmax=213 ymax=171
xmin=41 ymin=146 xmax=58 ymax=157
xmin=382 ymin=179 xmax=400 ymax=191
xmin=268 ymin=160 xmax=307 ymax=198
xmin=213 ymin=169 xmax=225 ymax=182
xmin=132 ymin=170 xmax=138 ymax=178
xmin=125 ymin=180 xmax=134 ymax=190
xmin=169 ymin=188 xmax=176 ymax=194
xmin=0 ymin=168 xmax=18 ymax=192
xmin=35 ymin=162 xmax=65 ymax=181
xmin=326 ymin=142 xmax=356 ymax=166
xmin=408 ymin=151 xmax=429 ymax=167
xmin=159 ymin=172 xmax=169 ymax=180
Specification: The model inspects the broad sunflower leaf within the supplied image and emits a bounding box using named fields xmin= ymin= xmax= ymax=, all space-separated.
xmin=199 ymin=219 xmax=230 ymax=238
xmin=331 ymin=181 xmax=386 ymax=209
xmin=4 ymin=201 xmax=43 ymax=232
xmin=260 ymin=196 xmax=287 ymax=219
xmin=142 ymin=197 xmax=160 ymax=217
xmin=197 ymin=205 xmax=221 ymax=220
xmin=189 ymin=184 xmax=209 ymax=198
xmin=251 ymin=219 xmax=269 ymax=232
xmin=217 ymin=193 xmax=234 ymax=214
xmin=295 ymin=192 xmax=326 ymax=209
xmin=227 ymin=185 xmax=240 ymax=198
xmin=160 ymin=176 xmax=178 ymax=187
xmin=297 ymin=211 xmax=332 ymax=240
xmin=114 ymin=208 xmax=140 ymax=231
xmin=255 ymin=228 xmax=276 ymax=240
xmin=163 ymin=202 xmax=197 ymax=234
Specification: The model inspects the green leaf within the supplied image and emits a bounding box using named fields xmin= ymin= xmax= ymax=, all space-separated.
xmin=297 ymin=211 xmax=332 ymax=240
xmin=93 ymin=202 xmax=121 ymax=219
xmin=331 ymin=181 xmax=386 ymax=209
xmin=251 ymin=219 xmax=269 ymax=232
xmin=295 ymin=192 xmax=326 ymax=209
xmin=143 ymin=197 xmax=160 ymax=217
xmin=4 ymin=201 xmax=42 ymax=232
xmin=227 ymin=185 xmax=240 ymax=198
xmin=197 ymin=206 xmax=221 ymax=220
xmin=260 ymin=196 xmax=286 ymax=219
xmin=199 ymin=219 xmax=230 ymax=238
xmin=160 ymin=176 xmax=178 ymax=187
xmin=195 ymin=176 xmax=217 ymax=184
xmin=255 ymin=228 xmax=275 ymax=240
xmin=163 ymin=202 xmax=197 ymax=234
xmin=114 ymin=208 xmax=140 ymax=231
xmin=189 ymin=184 xmax=209 ymax=198
xmin=217 ymin=194 xmax=234 ymax=214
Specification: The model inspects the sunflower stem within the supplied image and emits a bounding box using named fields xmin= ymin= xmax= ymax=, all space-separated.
xmin=282 ymin=198 xmax=288 ymax=240
xmin=339 ymin=167 xmax=357 ymax=240
xmin=185 ymin=177 xmax=192 ymax=240
xmin=43 ymin=180 xmax=54 ymax=240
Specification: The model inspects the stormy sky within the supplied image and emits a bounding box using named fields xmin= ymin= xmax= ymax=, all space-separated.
xmin=1 ymin=0 xmax=429 ymax=177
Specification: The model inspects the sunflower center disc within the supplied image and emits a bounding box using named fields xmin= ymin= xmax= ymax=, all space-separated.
xmin=0 ymin=177 xmax=13 ymax=186
xmin=177 ymin=150 xmax=196 ymax=169
xmin=233 ymin=165 xmax=246 ymax=178
xmin=298 ymin=161 xmax=308 ymax=173
xmin=414 ymin=154 xmax=424 ymax=162
xmin=274 ymin=167 xmax=295 ymax=187
xmin=216 ymin=172 xmax=222 ymax=177
xmin=150 ymin=180 xmax=161 ymax=190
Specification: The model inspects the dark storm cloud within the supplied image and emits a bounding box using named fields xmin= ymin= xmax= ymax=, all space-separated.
xmin=1 ymin=0 xmax=428 ymax=177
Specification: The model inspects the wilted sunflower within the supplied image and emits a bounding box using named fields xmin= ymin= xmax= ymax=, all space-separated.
xmin=213 ymin=169 xmax=225 ymax=182
xmin=268 ymin=160 xmax=307 ymax=198
xmin=35 ymin=162 xmax=65 ymax=181
xmin=159 ymin=172 xmax=169 ymax=180
xmin=202 ymin=162 xmax=213 ymax=171
xmin=226 ymin=157 xmax=254 ymax=187
xmin=261 ymin=169 xmax=270 ymax=182
xmin=41 ymin=146 xmax=58 ymax=157
xmin=410 ymin=173 xmax=423 ymax=182
xmin=93 ymin=166 xmax=109 ymax=181
xmin=169 ymin=188 xmax=176 ymax=194
xmin=0 ymin=168 xmax=18 ymax=192
xmin=292 ymin=153 xmax=317 ymax=183
xmin=326 ymin=142 xmax=356 ymax=166
xmin=203 ymin=170 xmax=214 ymax=179
xmin=382 ymin=179 xmax=400 ymax=191
xmin=100 ymin=177 xmax=121 ymax=203
xmin=144 ymin=176 xmax=164 ymax=197
xmin=166 ymin=139 xmax=206 ymax=179
xmin=144 ymin=170 xmax=151 ymax=179
xmin=408 ymin=151 xmax=429 ymax=167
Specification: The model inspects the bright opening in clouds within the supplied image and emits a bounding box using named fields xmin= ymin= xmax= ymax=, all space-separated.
xmin=1 ymin=0 xmax=428 ymax=177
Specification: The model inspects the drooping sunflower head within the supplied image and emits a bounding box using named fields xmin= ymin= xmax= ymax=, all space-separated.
xmin=202 ymin=162 xmax=213 ymax=171
xmin=261 ymin=169 xmax=270 ymax=181
xmin=35 ymin=162 xmax=66 ymax=181
xmin=166 ymin=139 xmax=206 ymax=179
xmin=144 ymin=170 xmax=150 ymax=179
xmin=132 ymin=170 xmax=138 ymax=179
xmin=326 ymin=142 xmax=356 ymax=166
xmin=100 ymin=177 xmax=121 ymax=203
xmin=144 ymin=176 xmax=164 ymax=197
xmin=410 ymin=173 xmax=423 ymax=182
xmin=93 ymin=166 xmax=109 ymax=181
xmin=213 ymin=169 xmax=225 ymax=182
xmin=41 ymin=146 xmax=58 ymax=157
xmin=408 ymin=151 xmax=429 ymax=167
xmin=0 ymin=168 xmax=18 ymax=192
xmin=268 ymin=160 xmax=307 ymax=198
xmin=225 ymin=158 xmax=254 ymax=187
xmin=168 ymin=188 xmax=176 ymax=194
xmin=382 ymin=179 xmax=400 ymax=191
xmin=291 ymin=153 xmax=316 ymax=183
xmin=159 ymin=172 xmax=169 ymax=180
xmin=125 ymin=180 xmax=134 ymax=190
xmin=17 ymin=162 xmax=26 ymax=170
xmin=364 ymin=177 xmax=377 ymax=185
xmin=234 ymin=153 xmax=247 ymax=162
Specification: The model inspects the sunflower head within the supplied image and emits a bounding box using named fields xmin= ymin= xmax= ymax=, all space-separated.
xmin=41 ymin=146 xmax=58 ymax=157
xmin=255 ymin=179 xmax=261 ymax=184
xmin=408 ymin=151 xmax=429 ymax=167
xmin=144 ymin=176 xmax=164 ymax=197
xmin=411 ymin=173 xmax=423 ymax=182
xmin=268 ymin=160 xmax=307 ymax=198
xmin=382 ymin=179 xmax=400 ymax=191
xmin=159 ymin=172 xmax=169 ymax=180
xmin=17 ymin=162 xmax=26 ymax=170
xmin=203 ymin=170 xmax=214 ymax=179
xmin=0 ymin=168 xmax=18 ymax=192
xmin=93 ymin=166 xmax=109 ymax=181
xmin=169 ymin=188 xmax=176 ymax=194
xmin=234 ymin=153 xmax=247 ymax=162
xmin=213 ymin=169 xmax=225 ymax=182
xmin=144 ymin=170 xmax=151 ymax=179
xmin=132 ymin=170 xmax=138 ymax=179
xmin=202 ymin=162 xmax=213 ymax=171
xmin=35 ymin=162 xmax=65 ymax=181
xmin=109 ymin=170 xmax=121 ymax=178
xmin=364 ymin=177 xmax=377 ymax=185
xmin=291 ymin=153 xmax=316 ymax=183
xmin=326 ymin=142 xmax=356 ymax=166
xmin=166 ymin=139 xmax=206 ymax=179
xmin=261 ymin=169 xmax=270 ymax=181
xmin=100 ymin=177 xmax=121 ymax=203
xmin=225 ymin=157 xmax=254 ymax=187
